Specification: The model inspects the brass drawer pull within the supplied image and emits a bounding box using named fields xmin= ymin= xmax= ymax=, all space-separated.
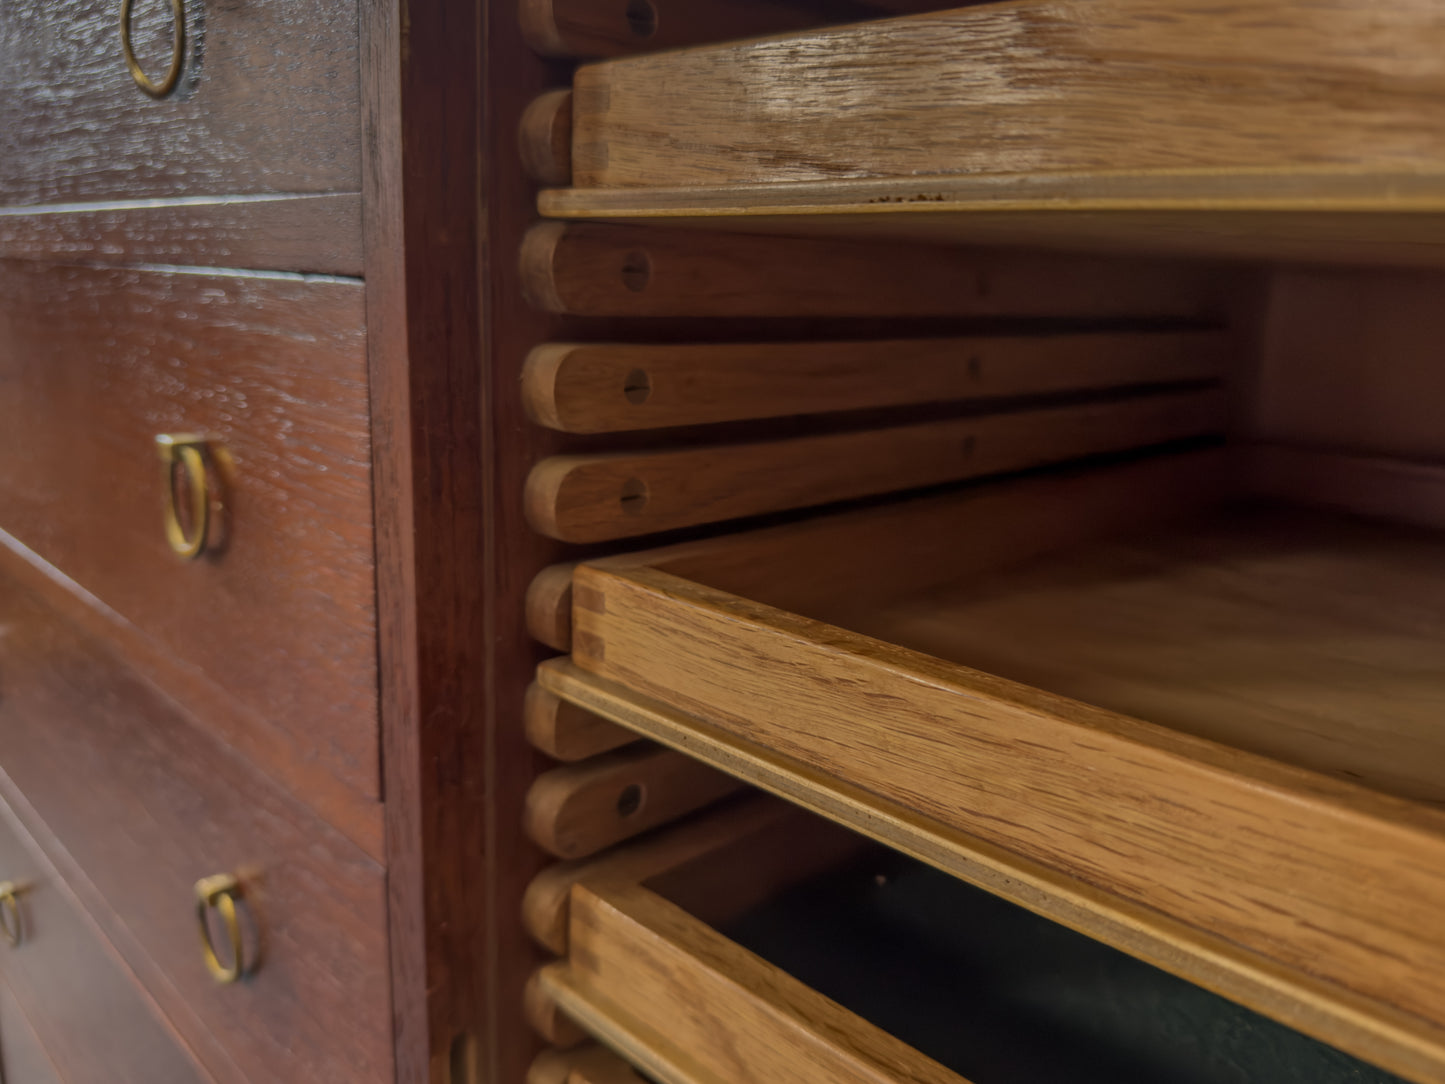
xmin=194 ymin=873 xmax=246 ymax=984
xmin=155 ymin=434 xmax=220 ymax=560
xmin=0 ymin=882 xmax=23 ymax=948
xmin=120 ymin=0 xmax=185 ymax=98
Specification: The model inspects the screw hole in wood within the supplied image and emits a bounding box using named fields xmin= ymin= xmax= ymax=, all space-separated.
xmin=620 ymin=477 xmax=649 ymax=514
xmin=623 ymin=368 xmax=652 ymax=404
xmin=625 ymin=0 xmax=658 ymax=38
xmin=616 ymin=783 xmax=645 ymax=817
xmin=620 ymin=250 xmax=652 ymax=292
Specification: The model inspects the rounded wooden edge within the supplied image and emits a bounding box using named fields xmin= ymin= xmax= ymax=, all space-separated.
xmin=518 ymin=0 xmax=573 ymax=57
xmin=526 ymin=563 xmax=576 ymax=651
xmin=523 ymin=862 xmax=577 ymax=956
xmin=519 ymin=89 xmax=574 ymax=187
xmin=524 ymin=458 xmax=584 ymax=542
xmin=521 ymin=344 xmax=575 ymax=431
xmin=525 ymin=970 xmax=590 ymax=1049
xmin=519 ymin=221 xmax=570 ymax=314
xmin=526 ymin=682 xmax=639 ymax=762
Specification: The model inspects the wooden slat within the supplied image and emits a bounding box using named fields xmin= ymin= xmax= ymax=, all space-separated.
xmin=528 ymin=563 xmax=579 ymax=651
xmin=519 ymin=0 xmax=838 ymax=58
xmin=522 ymin=794 xmax=793 ymax=954
xmin=527 ymin=681 xmax=638 ymax=761
xmin=520 ymin=90 xmax=574 ymax=187
xmin=526 ymin=971 xmax=591 ymax=1048
xmin=541 ymin=656 xmax=1445 ymax=1084
xmin=541 ymin=881 xmax=966 ymax=1084
xmin=529 ymin=1044 xmax=648 ymax=1084
xmin=525 ymin=743 xmax=748 ymax=859
xmin=519 ymin=222 xmax=1223 ymax=319
xmin=569 ymin=1 xmax=1445 ymax=189
xmin=1248 ymin=445 xmax=1445 ymax=532
xmin=523 ymin=330 xmax=1226 ymax=433
xmin=539 ymin=174 xmax=1445 ymax=271
xmin=526 ymin=389 xmax=1226 ymax=542
xmin=561 ymin=508 xmax=1445 ymax=1080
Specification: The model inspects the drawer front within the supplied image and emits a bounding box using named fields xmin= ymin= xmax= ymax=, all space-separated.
xmin=0 ymin=981 xmax=62 ymax=1084
xmin=0 ymin=259 xmax=378 ymax=802
xmin=0 ymin=0 xmax=359 ymax=206
xmin=0 ymin=572 xmax=392 ymax=1084
xmin=0 ymin=799 xmax=207 ymax=1084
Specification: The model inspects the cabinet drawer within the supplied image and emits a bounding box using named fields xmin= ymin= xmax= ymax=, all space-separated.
xmin=0 ymin=259 xmax=378 ymax=807
xmin=0 ymin=0 xmax=359 ymax=206
xmin=0 ymin=569 xmax=391 ymax=1084
xmin=538 ymin=803 xmax=1398 ymax=1084
xmin=546 ymin=448 xmax=1445 ymax=1084
xmin=0 ymin=796 xmax=207 ymax=1084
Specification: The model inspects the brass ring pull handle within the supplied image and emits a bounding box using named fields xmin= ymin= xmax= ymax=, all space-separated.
xmin=156 ymin=434 xmax=219 ymax=560
xmin=195 ymin=874 xmax=245 ymax=984
xmin=120 ymin=0 xmax=185 ymax=98
xmin=0 ymin=882 xmax=23 ymax=948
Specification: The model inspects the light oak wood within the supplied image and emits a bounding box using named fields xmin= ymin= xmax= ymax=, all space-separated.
xmin=522 ymin=795 xmax=793 ymax=954
xmin=528 ymin=1044 xmax=647 ymax=1084
xmin=527 ymin=389 xmax=1226 ymax=542
xmin=569 ymin=2 xmax=1445 ymax=189
xmin=528 ymin=563 xmax=579 ymax=651
xmin=526 ymin=972 xmax=591 ymax=1049
xmin=560 ymin=472 xmax=1445 ymax=1080
xmin=540 ymin=880 xmax=965 ymax=1084
xmin=523 ymin=330 xmax=1226 ymax=434
xmin=539 ymin=171 xmax=1445 ymax=269
xmin=526 ymin=682 xmax=639 ymax=761
xmin=520 ymin=222 xmax=1224 ymax=318
xmin=521 ymin=90 xmax=575 ymax=187
xmin=1249 ymin=445 xmax=1445 ymax=533
xmin=525 ymin=744 xmax=747 ymax=859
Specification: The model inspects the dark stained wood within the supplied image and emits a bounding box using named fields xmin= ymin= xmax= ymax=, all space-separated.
xmin=0 ymin=794 xmax=208 ymax=1084
xmin=0 ymin=0 xmax=360 ymax=205
xmin=360 ymin=0 xmax=500 ymax=1079
xmin=520 ymin=222 xmax=1225 ymax=319
xmin=0 ymin=571 xmax=392 ymax=1084
xmin=0 ymin=195 xmax=364 ymax=275
xmin=0 ymin=260 xmax=379 ymax=809
xmin=0 ymin=980 xmax=64 ymax=1084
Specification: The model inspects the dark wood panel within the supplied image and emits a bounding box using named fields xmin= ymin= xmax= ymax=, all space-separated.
xmin=0 ymin=981 xmax=63 ymax=1084
xmin=0 ymin=0 xmax=359 ymax=205
xmin=0 ymin=795 xmax=208 ymax=1084
xmin=0 ymin=260 xmax=379 ymax=806
xmin=0 ymin=572 xmax=392 ymax=1084
xmin=0 ymin=195 xmax=363 ymax=274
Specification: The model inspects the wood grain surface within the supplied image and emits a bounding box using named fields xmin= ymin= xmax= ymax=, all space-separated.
xmin=542 ymin=880 xmax=966 ymax=1084
xmin=0 ymin=980 xmax=64 ymax=1084
xmin=521 ymin=90 xmax=575 ymax=187
xmin=0 ymin=572 xmax=392 ymax=1084
xmin=528 ymin=1044 xmax=647 ymax=1084
xmin=564 ymin=483 xmax=1445 ymax=1080
xmin=0 ymin=260 xmax=378 ymax=805
xmin=0 ymin=0 xmax=360 ymax=205
xmin=526 ymin=681 xmax=639 ymax=762
xmin=569 ymin=0 xmax=1445 ymax=188
xmin=521 ymin=0 xmax=847 ymax=58
xmin=523 ymin=795 xmax=793 ymax=955
xmin=0 ymin=794 xmax=206 ymax=1084
xmin=521 ymin=221 xmax=1224 ymax=318
xmin=539 ymin=171 xmax=1445 ymax=270
xmin=1249 ymin=445 xmax=1445 ymax=533
xmin=525 ymin=744 xmax=746 ymax=859
xmin=524 ymin=330 xmax=1226 ymax=433
xmin=527 ymin=389 xmax=1226 ymax=542
xmin=1253 ymin=268 xmax=1445 ymax=460
xmin=525 ymin=971 xmax=590 ymax=1049
xmin=0 ymin=195 xmax=363 ymax=274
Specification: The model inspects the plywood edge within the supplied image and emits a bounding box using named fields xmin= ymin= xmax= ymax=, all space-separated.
xmin=538 ymin=657 xmax=1445 ymax=1084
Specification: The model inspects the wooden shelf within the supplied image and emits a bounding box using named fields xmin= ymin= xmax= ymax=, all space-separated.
xmin=540 ymin=170 xmax=1445 ymax=268
xmin=537 ymin=450 xmax=1445 ymax=1084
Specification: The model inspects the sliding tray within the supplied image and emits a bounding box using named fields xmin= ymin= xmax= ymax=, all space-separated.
xmin=540 ymin=448 xmax=1445 ymax=1083
xmin=535 ymin=798 xmax=1404 ymax=1084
